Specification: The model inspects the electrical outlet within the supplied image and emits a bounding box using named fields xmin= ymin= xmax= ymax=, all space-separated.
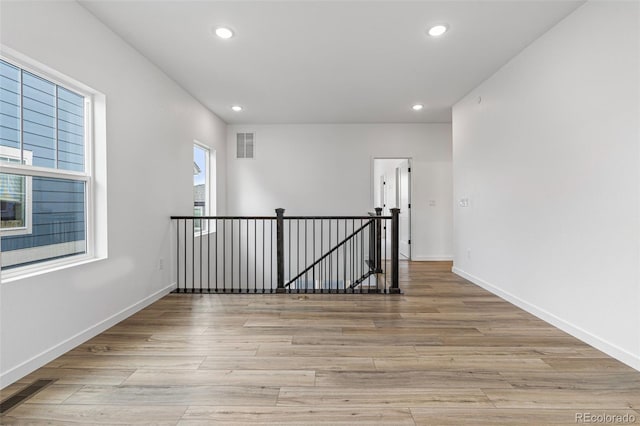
xmin=466 ymin=249 xmax=471 ymax=260
xmin=158 ymin=258 xmax=164 ymax=270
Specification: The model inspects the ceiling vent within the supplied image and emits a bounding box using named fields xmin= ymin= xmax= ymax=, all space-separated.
xmin=236 ymin=132 xmax=254 ymax=159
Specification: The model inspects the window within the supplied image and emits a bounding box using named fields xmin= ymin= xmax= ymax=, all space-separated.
xmin=193 ymin=143 xmax=209 ymax=233
xmin=0 ymin=57 xmax=92 ymax=272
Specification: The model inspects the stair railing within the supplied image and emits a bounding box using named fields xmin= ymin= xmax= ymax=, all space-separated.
xmin=170 ymin=208 xmax=400 ymax=294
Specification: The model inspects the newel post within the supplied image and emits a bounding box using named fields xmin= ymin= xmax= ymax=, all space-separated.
xmin=275 ymin=208 xmax=286 ymax=293
xmin=375 ymin=207 xmax=383 ymax=273
xmin=389 ymin=208 xmax=400 ymax=293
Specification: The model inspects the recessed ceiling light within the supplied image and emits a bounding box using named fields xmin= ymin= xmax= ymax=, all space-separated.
xmin=231 ymin=105 xmax=243 ymax=112
xmin=215 ymin=27 xmax=234 ymax=39
xmin=428 ymin=24 xmax=448 ymax=37
xmin=412 ymin=104 xmax=424 ymax=111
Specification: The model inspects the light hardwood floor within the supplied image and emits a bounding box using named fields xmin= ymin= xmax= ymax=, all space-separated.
xmin=2 ymin=261 xmax=640 ymax=425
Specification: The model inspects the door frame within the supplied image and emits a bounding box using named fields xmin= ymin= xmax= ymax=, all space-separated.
xmin=371 ymin=157 xmax=412 ymax=260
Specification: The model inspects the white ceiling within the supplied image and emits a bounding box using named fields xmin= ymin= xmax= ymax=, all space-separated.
xmin=80 ymin=1 xmax=583 ymax=124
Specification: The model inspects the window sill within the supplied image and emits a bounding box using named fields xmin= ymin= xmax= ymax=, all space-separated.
xmin=193 ymin=229 xmax=218 ymax=238
xmin=0 ymin=254 xmax=107 ymax=284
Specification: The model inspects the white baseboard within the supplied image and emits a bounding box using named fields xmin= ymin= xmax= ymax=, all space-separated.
xmin=452 ymin=267 xmax=640 ymax=372
xmin=0 ymin=283 xmax=175 ymax=388
xmin=411 ymin=255 xmax=453 ymax=261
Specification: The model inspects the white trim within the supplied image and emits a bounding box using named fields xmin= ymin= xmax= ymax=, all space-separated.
xmin=0 ymin=163 xmax=89 ymax=181
xmin=0 ymin=255 xmax=102 ymax=284
xmin=452 ymin=266 xmax=640 ymax=372
xmin=0 ymin=282 xmax=175 ymax=388
xmin=1 ymin=240 xmax=86 ymax=268
xmin=210 ymin=148 xmax=217 ymax=216
xmin=412 ymin=255 xmax=453 ymax=261
xmin=1 ymin=47 xmax=97 ymax=100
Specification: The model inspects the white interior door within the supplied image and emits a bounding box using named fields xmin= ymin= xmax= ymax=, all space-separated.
xmin=396 ymin=160 xmax=411 ymax=259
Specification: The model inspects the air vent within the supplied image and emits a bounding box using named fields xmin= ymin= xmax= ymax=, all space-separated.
xmin=237 ymin=133 xmax=255 ymax=158
xmin=0 ymin=379 xmax=57 ymax=414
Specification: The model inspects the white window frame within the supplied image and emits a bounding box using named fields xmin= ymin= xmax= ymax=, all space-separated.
xmin=193 ymin=141 xmax=211 ymax=235
xmin=0 ymin=50 xmax=101 ymax=281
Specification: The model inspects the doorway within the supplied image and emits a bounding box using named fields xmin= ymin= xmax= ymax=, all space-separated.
xmin=372 ymin=158 xmax=411 ymax=260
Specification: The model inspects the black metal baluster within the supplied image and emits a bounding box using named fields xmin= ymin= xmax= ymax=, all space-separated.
xmin=246 ymin=219 xmax=250 ymax=293
xmin=304 ymin=219 xmax=308 ymax=292
xmin=229 ymin=219 xmax=233 ymax=293
xmin=354 ymin=220 xmax=357 ymax=291
xmin=262 ymin=219 xmax=265 ymax=293
xmin=336 ymin=220 xmax=339 ymax=292
xmin=319 ymin=223 xmax=322 ymax=293
xmin=192 ymin=219 xmax=195 ymax=293
xmin=276 ymin=209 xmax=285 ymax=293
xmin=335 ymin=219 xmax=339 ymax=292
xmin=207 ymin=218 xmax=211 ymax=293
xmin=223 ymin=219 xmax=226 ymax=292
xmin=390 ymin=208 xmax=400 ymax=293
xmin=384 ymin=217 xmax=387 ymax=293
xmin=200 ymin=217 xmax=203 ymax=293
xmin=360 ymin=219 xmax=364 ymax=294
xmin=254 ymin=219 xmax=257 ymax=294
xmin=324 ymin=221 xmax=331 ymax=292
xmin=312 ymin=220 xmax=316 ymax=293
xmin=296 ymin=219 xmax=300 ymax=293
xmin=351 ymin=221 xmax=355 ymax=292
xmin=288 ymin=219 xmax=291 ymax=292
xmin=271 ymin=219 xmax=274 ymax=292
xmin=238 ymin=219 xmax=241 ymax=293
xmin=174 ymin=221 xmax=178 ymax=292
xmin=320 ymin=220 xmax=324 ymax=293
xmin=329 ymin=220 xmax=338 ymax=291
xmin=343 ymin=219 xmax=347 ymax=293
xmin=328 ymin=219 xmax=332 ymax=291
xmin=375 ymin=208 xmax=383 ymax=275
xmin=367 ymin=221 xmax=372 ymax=293
xmin=317 ymin=256 xmax=321 ymax=291
xmin=238 ymin=219 xmax=241 ymax=292
xmin=215 ymin=219 xmax=218 ymax=292
xmin=353 ymin=222 xmax=356 ymax=292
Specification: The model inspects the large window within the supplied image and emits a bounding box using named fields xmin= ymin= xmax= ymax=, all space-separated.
xmin=0 ymin=57 xmax=92 ymax=271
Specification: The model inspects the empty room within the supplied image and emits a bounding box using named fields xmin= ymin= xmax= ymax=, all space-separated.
xmin=0 ymin=0 xmax=639 ymax=424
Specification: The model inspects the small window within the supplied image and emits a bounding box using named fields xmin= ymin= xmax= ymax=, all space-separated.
xmin=193 ymin=143 xmax=209 ymax=233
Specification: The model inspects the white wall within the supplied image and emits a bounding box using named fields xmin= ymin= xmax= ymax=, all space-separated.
xmin=227 ymin=124 xmax=452 ymax=261
xmin=453 ymin=1 xmax=640 ymax=369
xmin=0 ymin=1 xmax=227 ymax=386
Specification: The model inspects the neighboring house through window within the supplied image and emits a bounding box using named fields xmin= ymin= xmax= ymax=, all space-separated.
xmin=0 ymin=146 xmax=32 ymax=235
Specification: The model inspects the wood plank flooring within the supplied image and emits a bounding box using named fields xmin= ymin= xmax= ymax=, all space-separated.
xmin=2 ymin=261 xmax=640 ymax=425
